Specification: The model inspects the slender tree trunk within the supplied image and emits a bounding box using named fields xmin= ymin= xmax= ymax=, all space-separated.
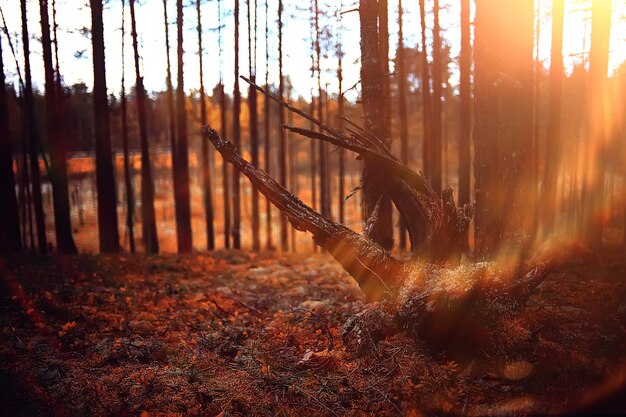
xmin=397 ymin=0 xmax=408 ymax=250
xmin=431 ymin=0 xmax=443 ymax=193
xmin=163 ymin=0 xmax=178 ymax=249
xmin=121 ymin=0 xmax=135 ymax=253
xmin=175 ymin=0 xmax=193 ymax=253
xmin=248 ymin=0 xmax=260 ymax=250
xmin=130 ymin=0 xmax=158 ymax=254
xmin=314 ymin=0 xmax=330 ymax=220
xmin=418 ymin=0 xmax=432 ymax=190
xmin=458 ymin=0 xmax=471 ymax=210
xmin=220 ymin=82 xmax=231 ymax=248
xmin=21 ymin=0 xmax=47 ymax=255
xmin=337 ymin=12 xmax=345 ymax=225
xmin=359 ymin=0 xmax=393 ymax=250
xmin=543 ymin=0 xmax=564 ymax=235
xmin=39 ymin=0 xmax=77 ymax=254
xmin=0 ymin=34 xmax=21 ymax=252
xmin=91 ymin=0 xmax=120 ymax=253
xmin=232 ymin=0 xmax=242 ymax=249
xmin=278 ymin=0 xmax=287 ymax=251
xmin=197 ymin=0 xmax=215 ymax=250
xmin=263 ymin=0 xmax=272 ymax=249
xmin=583 ymin=0 xmax=612 ymax=249
xmin=473 ymin=0 xmax=535 ymax=260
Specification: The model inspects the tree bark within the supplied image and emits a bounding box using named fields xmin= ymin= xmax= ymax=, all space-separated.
xmin=198 ymin=0 xmax=215 ymax=251
xmin=21 ymin=0 xmax=47 ymax=255
xmin=263 ymin=0 xmax=272 ymax=249
xmin=359 ymin=0 xmax=393 ymax=251
xmin=175 ymin=0 xmax=193 ymax=253
xmin=91 ymin=0 xmax=120 ymax=254
xmin=121 ymin=0 xmax=135 ymax=253
xmin=583 ymin=0 xmax=612 ymax=249
xmin=431 ymin=0 xmax=443 ymax=193
xmin=458 ymin=0 xmax=471 ymax=210
xmin=40 ymin=0 xmax=77 ymax=254
xmin=543 ymin=0 xmax=564 ymax=235
xmin=278 ymin=0 xmax=287 ymax=251
xmin=130 ymin=0 xmax=158 ymax=254
xmin=248 ymin=0 xmax=260 ymax=251
xmin=397 ymin=0 xmax=408 ymax=250
xmin=0 ymin=34 xmax=21 ymax=252
xmin=232 ymin=0 xmax=242 ymax=249
xmin=418 ymin=0 xmax=432 ymax=196
xmin=473 ymin=0 xmax=535 ymax=260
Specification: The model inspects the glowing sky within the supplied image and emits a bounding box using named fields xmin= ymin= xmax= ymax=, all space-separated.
xmin=1 ymin=0 xmax=625 ymax=103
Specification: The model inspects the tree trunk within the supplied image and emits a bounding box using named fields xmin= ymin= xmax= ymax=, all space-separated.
xmin=248 ymin=0 xmax=260 ymax=251
xmin=197 ymin=0 xmax=215 ymax=250
xmin=21 ymin=0 xmax=48 ymax=255
xmin=314 ymin=0 xmax=330 ymax=221
xmin=40 ymin=0 xmax=77 ymax=254
xmin=0 ymin=33 xmax=21 ymax=252
xmin=543 ymin=0 xmax=564 ymax=235
xmin=130 ymin=0 xmax=158 ymax=254
xmin=431 ymin=0 xmax=443 ymax=193
xmin=583 ymin=0 xmax=612 ymax=249
xmin=232 ymin=0 xmax=242 ymax=249
xmin=458 ymin=0 xmax=471 ymax=210
xmin=359 ymin=0 xmax=393 ymax=251
xmin=91 ymin=0 xmax=120 ymax=254
xmin=263 ymin=0 xmax=272 ymax=249
xmin=418 ymin=0 xmax=432 ymax=198
xmin=337 ymin=17 xmax=345 ymax=225
xmin=278 ymin=0 xmax=287 ymax=251
xmin=473 ymin=0 xmax=535 ymax=260
xmin=121 ymin=0 xmax=135 ymax=253
xmin=175 ymin=0 xmax=193 ymax=253
xmin=397 ymin=0 xmax=408 ymax=250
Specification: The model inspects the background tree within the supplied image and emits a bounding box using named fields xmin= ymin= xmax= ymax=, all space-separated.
xmin=0 ymin=33 xmax=21 ymax=252
xmin=248 ymin=0 xmax=260 ymax=250
xmin=218 ymin=0 xmax=231 ymax=249
xmin=39 ymin=0 xmax=77 ymax=254
xmin=543 ymin=0 xmax=565 ymax=235
xmin=418 ymin=0 xmax=432 ymax=193
xmin=175 ymin=0 xmax=193 ymax=253
xmin=473 ymin=0 xmax=535 ymax=260
xmin=278 ymin=0 xmax=287 ymax=251
xmin=130 ymin=0 xmax=158 ymax=254
xmin=583 ymin=0 xmax=612 ymax=249
xmin=263 ymin=0 xmax=272 ymax=249
xmin=120 ymin=0 xmax=135 ymax=253
xmin=430 ymin=0 xmax=443 ymax=193
xmin=458 ymin=0 xmax=471 ymax=211
xmin=232 ymin=0 xmax=242 ymax=249
xmin=197 ymin=0 xmax=215 ymax=250
xmin=397 ymin=0 xmax=408 ymax=249
xmin=21 ymin=0 xmax=47 ymax=255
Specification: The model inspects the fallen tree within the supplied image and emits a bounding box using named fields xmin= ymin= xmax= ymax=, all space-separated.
xmin=202 ymin=81 xmax=590 ymax=354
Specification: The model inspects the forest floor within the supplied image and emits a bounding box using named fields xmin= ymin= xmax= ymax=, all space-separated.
xmin=1 ymin=249 xmax=625 ymax=416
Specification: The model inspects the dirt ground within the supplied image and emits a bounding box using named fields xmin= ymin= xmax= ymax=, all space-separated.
xmin=1 ymin=250 xmax=625 ymax=416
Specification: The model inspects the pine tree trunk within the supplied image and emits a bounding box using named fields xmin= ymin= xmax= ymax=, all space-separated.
xmin=278 ymin=0 xmax=287 ymax=251
xmin=39 ymin=0 xmax=77 ymax=255
xmin=543 ymin=0 xmax=564 ymax=235
xmin=121 ymin=0 xmax=135 ymax=253
xmin=418 ymin=0 xmax=432 ymax=194
xmin=232 ymin=0 xmax=242 ymax=249
xmin=337 ymin=25 xmax=345 ymax=225
xmin=130 ymin=0 xmax=158 ymax=254
xmin=91 ymin=0 xmax=120 ymax=253
xmin=248 ymin=0 xmax=260 ymax=251
xmin=473 ymin=0 xmax=534 ymax=259
xmin=431 ymin=0 xmax=443 ymax=193
xmin=359 ymin=0 xmax=393 ymax=250
xmin=175 ymin=0 xmax=193 ymax=253
xmin=397 ymin=0 xmax=408 ymax=250
xmin=0 ymin=34 xmax=21 ymax=252
xmin=458 ymin=0 xmax=471 ymax=210
xmin=583 ymin=0 xmax=612 ymax=249
xmin=263 ymin=0 xmax=272 ymax=249
xmin=220 ymin=81 xmax=231 ymax=249
xmin=197 ymin=0 xmax=215 ymax=250
xmin=21 ymin=0 xmax=48 ymax=255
